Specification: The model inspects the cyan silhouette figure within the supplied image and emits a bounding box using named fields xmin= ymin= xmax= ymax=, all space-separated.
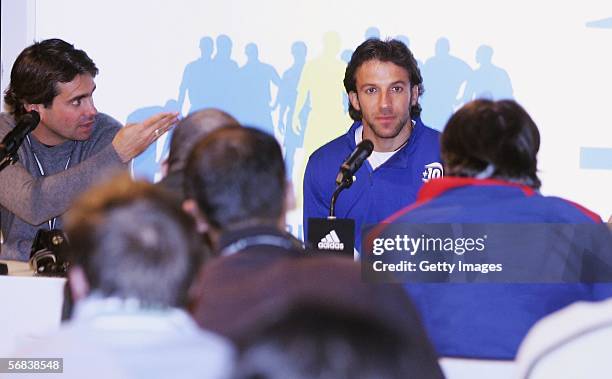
xmin=237 ymin=43 xmax=281 ymax=135
xmin=127 ymin=99 xmax=179 ymax=182
xmin=420 ymin=37 xmax=472 ymax=130
xmin=274 ymin=41 xmax=307 ymax=178
xmin=208 ymin=34 xmax=240 ymax=115
xmin=177 ymin=37 xmax=215 ymax=115
xmin=462 ymin=45 xmax=513 ymax=102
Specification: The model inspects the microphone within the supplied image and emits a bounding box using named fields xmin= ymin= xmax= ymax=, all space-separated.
xmin=308 ymin=139 xmax=372 ymax=256
xmin=0 ymin=110 xmax=40 ymax=155
xmin=335 ymin=139 xmax=374 ymax=186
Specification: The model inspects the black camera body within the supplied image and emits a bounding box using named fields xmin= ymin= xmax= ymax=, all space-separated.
xmin=29 ymin=229 xmax=70 ymax=276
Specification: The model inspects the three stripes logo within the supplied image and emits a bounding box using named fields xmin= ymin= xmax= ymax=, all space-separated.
xmin=318 ymin=230 xmax=345 ymax=251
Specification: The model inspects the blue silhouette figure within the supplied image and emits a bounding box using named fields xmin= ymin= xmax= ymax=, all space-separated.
xmin=420 ymin=37 xmax=472 ymax=130
xmin=127 ymin=99 xmax=179 ymax=182
xmin=177 ymin=37 xmax=215 ymax=115
xmin=365 ymin=26 xmax=381 ymax=39
xmin=237 ymin=43 xmax=281 ymax=135
xmin=581 ymin=17 xmax=612 ymax=173
xmin=340 ymin=49 xmax=354 ymax=113
xmin=339 ymin=27 xmax=381 ymax=114
xmin=274 ymin=41 xmax=307 ymax=178
xmin=586 ymin=17 xmax=612 ymax=28
xmin=340 ymin=26 xmax=380 ymax=67
xmin=208 ymin=34 xmax=240 ymax=115
xmin=462 ymin=45 xmax=513 ymax=102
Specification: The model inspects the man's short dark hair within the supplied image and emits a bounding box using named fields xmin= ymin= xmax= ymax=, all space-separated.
xmin=232 ymin=303 xmax=443 ymax=379
xmin=344 ymin=38 xmax=423 ymax=121
xmin=64 ymin=175 xmax=203 ymax=308
xmin=4 ymin=38 xmax=98 ymax=118
xmin=441 ymin=99 xmax=541 ymax=188
xmin=184 ymin=126 xmax=286 ymax=230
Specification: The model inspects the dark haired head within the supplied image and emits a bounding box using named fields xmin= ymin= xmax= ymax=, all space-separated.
xmin=4 ymin=38 xmax=98 ymax=118
xmin=232 ymin=303 xmax=443 ymax=379
xmin=184 ymin=126 xmax=286 ymax=230
xmin=344 ymin=38 xmax=423 ymax=121
xmin=441 ymin=99 xmax=541 ymax=188
xmin=64 ymin=175 xmax=203 ymax=308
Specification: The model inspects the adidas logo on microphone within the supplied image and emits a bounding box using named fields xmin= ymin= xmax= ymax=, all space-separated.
xmin=318 ymin=230 xmax=345 ymax=251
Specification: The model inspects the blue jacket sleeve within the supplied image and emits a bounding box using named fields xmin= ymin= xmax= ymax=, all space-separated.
xmin=303 ymin=155 xmax=331 ymax=239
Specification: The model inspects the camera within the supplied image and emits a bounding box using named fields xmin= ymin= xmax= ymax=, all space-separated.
xmin=29 ymin=229 xmax=70 ymax=276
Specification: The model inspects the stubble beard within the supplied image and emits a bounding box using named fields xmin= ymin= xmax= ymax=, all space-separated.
xmin=366 ymin=111 xmax=411 ymax=141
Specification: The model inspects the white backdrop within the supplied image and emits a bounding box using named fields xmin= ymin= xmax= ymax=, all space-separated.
xmin=3 ymin=0 xmax=611 ymax=237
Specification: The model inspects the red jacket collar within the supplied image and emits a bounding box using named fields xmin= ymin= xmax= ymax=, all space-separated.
xmin=416 ymin=177 xmax=536 ymax=202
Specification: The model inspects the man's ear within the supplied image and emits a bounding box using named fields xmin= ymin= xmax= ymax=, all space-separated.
xmin=410 ymin=85 xmax=419 ymax=106
xmin=182 ymin=199 xmax=209 ymax=234
xmin=68 ymin=266 xmax=90 ymax=302
xmin=348 ymin=91 xmax=361 ymax=112
xmin=24 ymin=103 xmax=42 ymax=113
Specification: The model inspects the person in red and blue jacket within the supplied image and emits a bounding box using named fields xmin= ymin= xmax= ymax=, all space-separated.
xmin=379 ymin=99 xmax=610 ymax=360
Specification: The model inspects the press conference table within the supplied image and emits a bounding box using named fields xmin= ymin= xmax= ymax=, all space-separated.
xmin=0 ymin=259 xmax=66 ymax=355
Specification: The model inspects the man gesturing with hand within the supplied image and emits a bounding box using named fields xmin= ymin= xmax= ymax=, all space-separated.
xmin=0 ymin=38 xmax=177 ymax=260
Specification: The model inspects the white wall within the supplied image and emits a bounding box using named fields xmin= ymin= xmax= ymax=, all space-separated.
xmin=0 ymin=0 xmax=36 ymax=108
xmin=2 ymin=0 xmax=611 ymax=234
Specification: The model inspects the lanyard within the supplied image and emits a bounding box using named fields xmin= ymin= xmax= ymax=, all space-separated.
xmin=25 ymin=135 xmax=72 ymax=230
xmin=220 ymin=235 xmax=300 ymax=256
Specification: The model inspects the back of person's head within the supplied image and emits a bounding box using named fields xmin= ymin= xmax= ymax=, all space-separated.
xmin=344 ymin=38 xmax=423 ymax=121
xmin=232 ymin=303 xmax=443 ymax=379
xmin=184 ymin=126 xmax=286 ymax=231
xmin=64 ymin=175 xmax=203 ymax=308
xmin=4 ymin=38 xmax=98 ymax=118
xmin=166 ymin=108 xmax=240 ymax=173
xmin=442 ymin=99 xmax=541 ymax=189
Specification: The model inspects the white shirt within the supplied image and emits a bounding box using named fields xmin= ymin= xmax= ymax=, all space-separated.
xmin=354 ymin=121 xmax=414 ymax=170
xmin=516 ymin=298 xmax=612 ymax=379
xmin=13 ymin=296 xmax=234 ymax=379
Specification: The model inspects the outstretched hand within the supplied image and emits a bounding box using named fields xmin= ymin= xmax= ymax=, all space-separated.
xmin=112 ymin=112 xmax=179 ymax=163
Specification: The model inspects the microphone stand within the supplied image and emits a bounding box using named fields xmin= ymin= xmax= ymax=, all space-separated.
xmin=329 ymin=175 xmax=354 ymax=218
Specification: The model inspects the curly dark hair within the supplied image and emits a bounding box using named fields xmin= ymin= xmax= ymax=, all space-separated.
xmin=343 ymin=38 xmax=423 ymax=121
xmin=4 ymin=38 xmax=98 ymax=118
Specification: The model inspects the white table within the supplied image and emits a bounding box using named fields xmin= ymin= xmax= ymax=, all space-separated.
xmin=440 ymin=357 xmax=516 ymax=379
xmin=0 ymin=260 xmax=66 ymax=355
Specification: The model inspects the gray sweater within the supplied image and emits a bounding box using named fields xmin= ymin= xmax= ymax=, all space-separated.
xmin=0 ymin=112 xmax=126 ymax=260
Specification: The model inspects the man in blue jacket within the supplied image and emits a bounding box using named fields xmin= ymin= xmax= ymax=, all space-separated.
xmin=380 ymin=99 xmax=609 ymax=359
xmin=303 ymin=38 xmax=442 ymax=253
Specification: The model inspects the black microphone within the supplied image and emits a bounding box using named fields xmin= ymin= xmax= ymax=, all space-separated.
xmin=0 ymin=110 xmax=40 ymax=155
xmin=335 ymin=139 xmax=374 ymax=186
